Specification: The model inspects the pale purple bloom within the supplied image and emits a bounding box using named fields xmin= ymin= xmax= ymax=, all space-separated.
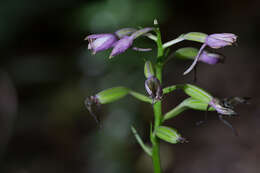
xmin=205 ymin=33 xmax=237 ymax=49
xmin=109 ymin=27 xmax=154 ymax=58
xmin=183 ymin=33 xmax=236 ymax=75
xmin=85 ymin=33 xmax=117 ymax=54
xmin=183 ymin=33 xmax=237 ymax=75
xmin=199 ymin=51 xmax=224 ymax=65
xmin=145 ymin=76 xmax=163 ymax=102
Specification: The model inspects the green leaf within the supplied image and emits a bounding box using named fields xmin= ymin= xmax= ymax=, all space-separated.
xmin=180 ymin=84 xmax=213 ymax=103
xmin=155 ymin=126 xmax=182 ymax=144
xmin=96 ymin=87 xmax=129 ymax=104
xmin=183 ymin=32 xmax=208 ymax=43
xmin=174 ymin=47 xmax=198 ymax=60
xmin=131 ymin=126 xmax=152 ymax=157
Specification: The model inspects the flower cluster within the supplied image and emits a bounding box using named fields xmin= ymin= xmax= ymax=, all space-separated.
xmin=85 ymin=28 xmax=154 ymax=58
xmin=183 ymin=33 xmax=237 ymax=75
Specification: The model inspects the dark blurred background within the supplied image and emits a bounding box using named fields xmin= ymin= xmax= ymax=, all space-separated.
xmin=0 ymin=0 xmax=259 ymax=172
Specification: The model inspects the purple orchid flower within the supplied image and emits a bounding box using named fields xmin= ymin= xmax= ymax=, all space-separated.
xmin=85 ymin=27 xmax=154 ymax=58
xmin=183 ymin=33 xmax=237 ymax=75
xmin=205 ymin=33 xmax=237 ymax=49
xmin=109 ymin=27 xmax=154 ymax=58
xmin=85 ymin=34 xmax=117 ymax=55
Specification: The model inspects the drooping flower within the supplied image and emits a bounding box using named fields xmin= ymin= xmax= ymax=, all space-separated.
xmin=205 ymin=33 xmax=237 ymax=49
xmin=84 ymin=96 xmax=100 ymax=125
xmin=145 ymin=76 xmax=163 ymax=103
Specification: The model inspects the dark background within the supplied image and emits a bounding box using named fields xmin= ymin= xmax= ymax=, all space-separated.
xmin=0 ymin=0 xmax=259 ymax=172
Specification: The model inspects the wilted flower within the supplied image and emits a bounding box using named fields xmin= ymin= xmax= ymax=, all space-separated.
xmin=84 ymin=96 xmax=100 ymax=125
xmin=145 ymin=76 xmax=163 ymax=103
xmin=199 ymin=51 xmax=224 ymax=65
xmin=205 ymin=33 xmax=237 ymax=49
xmin=85 ymin=34 xmax=117 ymax=54
xmin=209 ymin=98 xmax=236 ymax=115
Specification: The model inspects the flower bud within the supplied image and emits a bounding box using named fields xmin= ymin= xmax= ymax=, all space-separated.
xmin=180 ymin=84 xmax=213 ymax=103
xmin=182 ymin=97 xmax=215 ymax=111
xmin=145 ymin=76 xmax=163 ymax=102
xmin=183 ymin=32 xmax=208 ymax=43
xmin=96 ymin=87 xmax=129 ymax=104
xmin=155 ymin=126 xmax=186 ymax=144
xmin=205 ymin=33 xmax=237 ymax=49
xmin=144 ymin=61 xmax=155 ymax=78
xmin=85 ymin=33 xmax=117 ymax=54
xmin=174 ymin=47 xmax=198 ymax=60
xmin=209 ymin=98 xmax=236 ymax=115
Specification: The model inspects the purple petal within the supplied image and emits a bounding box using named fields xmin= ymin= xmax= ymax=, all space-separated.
xmin=109 ymin=36 xmax=134 ymax=58
xmin=87 ymin=34 xmax=117 ymax=54
xmin=183 ymin=43 xmax=206 ymax=75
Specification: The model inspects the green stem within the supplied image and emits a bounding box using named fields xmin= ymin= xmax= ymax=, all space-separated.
xmin=151 ymin=23 xmax=164 ymax=172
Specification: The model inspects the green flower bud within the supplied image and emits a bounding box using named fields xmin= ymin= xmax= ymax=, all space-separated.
xmin=144 ymin=61 xmax=155 ymax=78
xmin=174 ymin=47 xmax=198 ymax=60
xmin=182 ymin=97 xmax=215 ymax=111
xmin=96 ymin=87 xmax=129 ymax=104
xmin=183 ymin=32 xmax=208 ymax=43
xmin=155 ymin=126 xmax=186 ymax=144
xmin=180 ymin=84 xmax=213 ymax=103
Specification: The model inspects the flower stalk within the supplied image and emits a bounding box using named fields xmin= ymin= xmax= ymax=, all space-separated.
xmin=84 ymin=20 xmax=246 ymax=173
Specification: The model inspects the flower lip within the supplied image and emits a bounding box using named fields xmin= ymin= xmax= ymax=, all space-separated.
xmin=85 ymin=33 xmax=118 ymax=54
xmin=209 ymin=98 xmax=236 ymax=115
xmin=205 ymin=33 xmax=237 ymax=49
